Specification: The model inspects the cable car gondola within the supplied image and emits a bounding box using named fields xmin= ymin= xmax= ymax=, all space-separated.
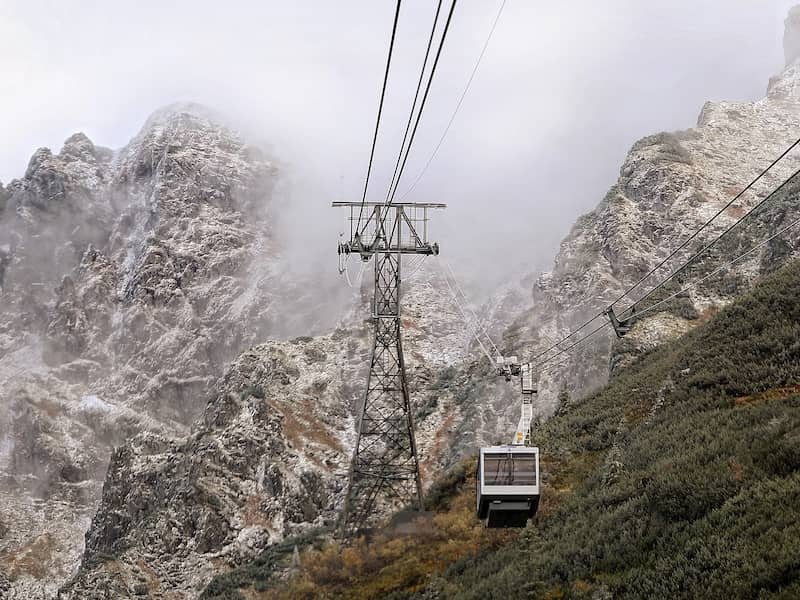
xmin=476 ymin=445 xmax=540 ymax=528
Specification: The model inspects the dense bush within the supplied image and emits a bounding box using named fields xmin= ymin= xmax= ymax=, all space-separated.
xmin=240 ymin=384 xmax=266 ymax=399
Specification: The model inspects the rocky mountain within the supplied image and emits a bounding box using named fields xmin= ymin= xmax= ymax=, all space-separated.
xmin=0 ymin=105 xmax=479 ymax=597
xmin=502 ymin=44 xmax=800 ymax=416
xmin=5 ymin=6 xmax=800 ymax=599
xmin=0 ymin=104 xmax=366 ymax=598
xmin=55 ymin=262 xmax=516 ymax=597
xmin=252 ymin=250 xmax=800 ymax=600
xmin=60 ymin=42 xmax=800 ymax=600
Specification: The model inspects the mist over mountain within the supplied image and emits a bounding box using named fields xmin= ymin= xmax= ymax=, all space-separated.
xmin=2 ymin=3 xmax=800 ymax=599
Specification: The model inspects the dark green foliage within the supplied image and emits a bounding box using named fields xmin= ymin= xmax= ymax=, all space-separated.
xmin=240 ymin=384 xmax=265 ymax=399
xmin=201 ymin=528 xmax=329 ymax=599
xmin=423 ymin=259 xmax=800 ymax=599
xmin=424 ymin=461 xmax=471 ymax=511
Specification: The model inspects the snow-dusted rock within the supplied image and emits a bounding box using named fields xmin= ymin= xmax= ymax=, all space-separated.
xmin=505 ymin=46 xmax=800 ymax=417
xmin=6 ymin=7 xmax=800 ymax=598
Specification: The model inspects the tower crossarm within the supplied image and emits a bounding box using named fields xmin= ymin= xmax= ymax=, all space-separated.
xmin=333 ymin=202 xmax=445 ymax=260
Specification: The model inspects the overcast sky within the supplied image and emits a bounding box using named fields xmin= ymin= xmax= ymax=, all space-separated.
xmin=1 ymin=0 xmax=796 ymax=287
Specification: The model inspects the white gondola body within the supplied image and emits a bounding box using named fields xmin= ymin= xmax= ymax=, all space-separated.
xmin=476 ymin=445 xmax=540 ymax=528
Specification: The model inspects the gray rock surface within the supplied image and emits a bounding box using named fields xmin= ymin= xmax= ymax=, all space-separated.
xmin=57 ymin=263 xmax=493 ymax=597
xmin=506 ymin=59 xmax=800 ymax=417
xmin=0 ymin=104 xmax=346 ymax=598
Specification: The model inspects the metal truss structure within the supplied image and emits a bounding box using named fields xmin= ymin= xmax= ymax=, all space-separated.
xmin=332 ymin=201 xmax=445 ymax=537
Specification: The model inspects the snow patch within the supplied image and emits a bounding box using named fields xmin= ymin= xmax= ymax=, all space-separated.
xmin=79 ymin=395 xmax=114 ymax=414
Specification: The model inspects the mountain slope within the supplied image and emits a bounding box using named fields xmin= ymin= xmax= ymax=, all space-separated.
xmin=7 ymin=8 xmax=800 ymax=598
xmin=54 ymin=9 xmax=800 ymax=597
xmin=0 ymin=105 xmax=288 ymax=597
xmin=0 ymin=106 xmax=478 ymax=597
xmin=55 ymin=265 xmax=487 ymax=597
xmin=260 ymin=257 xmax=800 ymax=600
xmin=505 ymin=48 xmax=800 ymax=416
xmin=430 ymin=258 xmax=800 ymax=599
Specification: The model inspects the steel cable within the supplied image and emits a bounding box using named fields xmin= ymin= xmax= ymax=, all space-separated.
xmin=383 ymin=0 xmax=459 ymax=210
xmin=355 ymin=0 xmax=403 ymax=232
xmin=398 ymin=0 xmax=507 ymax=202
xmin=383 ymin=0 xmax=444 ymax=206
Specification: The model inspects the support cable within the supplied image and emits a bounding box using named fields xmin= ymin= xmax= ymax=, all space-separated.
xmin=532 ymin=321 xmax=610 ymax=370
xmin=355 ymin=0 xmax=403 ymax=232
xmin=527 ymin=149 xmax=800 ymax=367
xmin=436 ymin=259 xmax=495 ymax=364
xmin=634 ymin=213 xmax=800 ymax=321
xmin=528 ymin=311 xmax=606 ymax=364
xmin=357 ymin=259 xmax=368 ymax=286
xmin=398 ymin=0 xmax=507 ymax=202
xmin=344 ymin=255 xmax=354 ymax=288
xmin=609 ymin=136 xmax=800 ymax=309
xmin=383 ymin=0 xmax=444 ymax=205
xmin=441 ymin=258 xmax=500 ymax=356
xmin=404 ymin=256 xmax=428 ymax=282
xmin=383 ymin=0 xmax=459 ymax=210
xmin=532 ymin=205 xmax=800 ymax=373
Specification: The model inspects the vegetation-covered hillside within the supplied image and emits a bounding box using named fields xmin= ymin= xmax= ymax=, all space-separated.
xmin=207 ymin=258 xmax=800 ymax=599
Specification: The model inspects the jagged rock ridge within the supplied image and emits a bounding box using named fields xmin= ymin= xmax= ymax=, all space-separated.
xmin=0 ymin=103 xmax=351 ymax=598
xmin=503 ymin=55 xmax=800 ymax=415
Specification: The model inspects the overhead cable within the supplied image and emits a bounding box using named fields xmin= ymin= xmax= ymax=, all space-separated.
xmin=525 ymin=144 xmax=800 ymax=367
xmin=532 ymin=321 xmax=610 ymax=370
xmin=528 ymin=311 xmax=606 ymax=364
xmin=356 ymin=0 xmax=403 ymax=232
xmin=620 ymin=165 xmax=800 ymax=316
xmin=532 ymin=176 xmax=800 ymax=371
xmin=383 ymin=0 xmax=459 ymax=209
xmin=436 ymin=258 xmax=495 ymax=364
xmin=441 ymin=258 xmax=500 ymax=356
xmin=383 ymin=0 xmax=444 ymax=205
xmin=635 ymin=213 xmax=800 ymax=321
xmin=398 ymin=0 xmax=507 ymax=202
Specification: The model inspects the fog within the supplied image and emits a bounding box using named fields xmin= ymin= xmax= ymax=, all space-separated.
xmin=1 ymin=0 xmax=795 ymax=290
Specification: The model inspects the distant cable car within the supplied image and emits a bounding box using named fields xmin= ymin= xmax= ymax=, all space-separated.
xmin=476 ymin=445 xmax=540 ymax=528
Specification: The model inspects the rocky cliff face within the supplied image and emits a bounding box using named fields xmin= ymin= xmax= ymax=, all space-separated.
xmin=55 ymin=261 xmax=517 ymax=597
xmin=502 ymin=55 xmax=800 ymax=417
xmin=0 ymin=101 xmax=479 ymax=596
xmin=0 ymin=104 xmax=355 ymax=598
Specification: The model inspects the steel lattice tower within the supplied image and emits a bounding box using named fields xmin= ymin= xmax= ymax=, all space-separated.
xmin=333 ymin=201 xmax=445 ymax=537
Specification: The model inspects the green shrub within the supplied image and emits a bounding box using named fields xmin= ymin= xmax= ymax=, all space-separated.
xmin=240 ymin=384 xmax=265 ymax=399
xmin=412 ymin=259 xmax=800 ymax=599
